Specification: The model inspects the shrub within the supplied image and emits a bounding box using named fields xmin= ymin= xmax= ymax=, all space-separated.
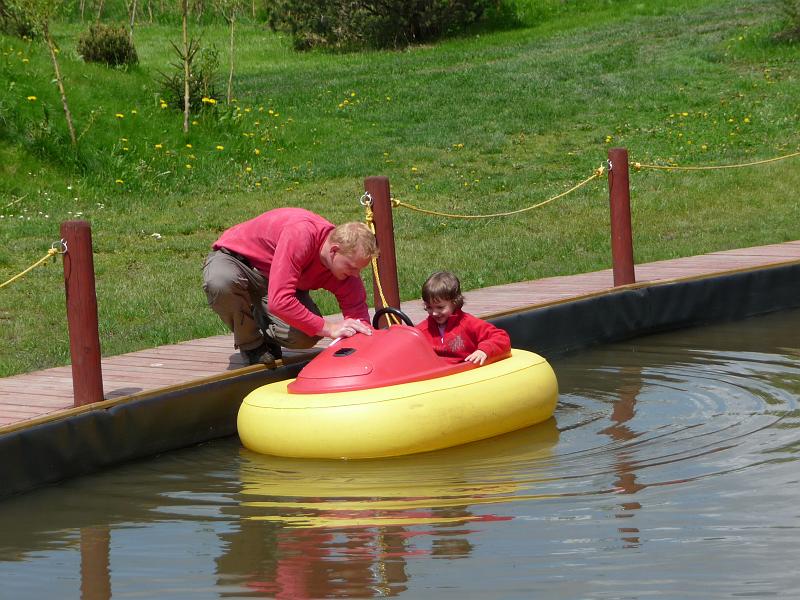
xmin=157 ymin=39 xmax=220 ymax=111
xmin=0 ymin=0 xmax=37 ymax=38
xmin=266 ymin=0 xmax=497 ymax=51
xmin=776 ymin=0 xmax=800 ymax=41
xmin=77 ymin=23 xmax=138 ymax=66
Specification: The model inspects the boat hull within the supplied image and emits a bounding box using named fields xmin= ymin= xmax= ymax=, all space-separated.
xmin=237 ymin=349 xmax=558 ymax=459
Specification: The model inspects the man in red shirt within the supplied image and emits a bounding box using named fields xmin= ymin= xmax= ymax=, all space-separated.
xmin=203 ymin=208 xmax=377 ymax=365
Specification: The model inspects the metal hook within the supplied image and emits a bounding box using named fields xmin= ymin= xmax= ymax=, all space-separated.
xmin=359 ymin=191 xmax=373 ymax=207
xmin=52 ymin=239 xmax=68 ymax=254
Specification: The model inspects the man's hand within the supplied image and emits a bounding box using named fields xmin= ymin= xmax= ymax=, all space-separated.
xmin=319 ymin=318 xmax=372 ymax=339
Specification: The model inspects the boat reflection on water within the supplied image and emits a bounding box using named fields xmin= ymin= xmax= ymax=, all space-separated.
xmin=237 ymin=416 xmax=560 ymax=527
xmin=216 ymin=419 xmax=559 ymax=597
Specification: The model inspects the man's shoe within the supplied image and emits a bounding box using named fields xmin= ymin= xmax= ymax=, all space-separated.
xmin=242 ymin=341 xmax=279 ymax=365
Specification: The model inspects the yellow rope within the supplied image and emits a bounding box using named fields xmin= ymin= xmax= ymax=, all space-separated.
xmin=363 ymin=201 xmax=400 ymax=326
xmin=633 ymin=150 xmax=800 ymax=172
xmin=391 ymin=165 xmax=606 ymax=219
xmin=0 ymin=247 xmax=60 ymax=290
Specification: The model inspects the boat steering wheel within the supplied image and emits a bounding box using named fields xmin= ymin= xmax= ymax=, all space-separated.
xmin=372 ymin=306 xmax=414 ymax=329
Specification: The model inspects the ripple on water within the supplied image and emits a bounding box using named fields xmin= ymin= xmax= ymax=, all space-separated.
xmin=1 ymin=309 xmax=799 ymax=598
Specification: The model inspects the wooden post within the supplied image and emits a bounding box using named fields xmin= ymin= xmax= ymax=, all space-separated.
xmin=61 ymin=220 xmax=104 ymax=406
xmin=364 ymin=176 xmax=401 ymax=327
xmin=607 ymin=147 xmax=636 ymax=286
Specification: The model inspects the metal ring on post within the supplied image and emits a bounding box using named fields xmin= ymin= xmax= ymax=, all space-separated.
xmin=359 ymin=191 xmax=373 ymax=207
xmin=606 ymin=159 xmax=613 ymax=172
xmin=52 ymin=239 xmax=68 ymax=254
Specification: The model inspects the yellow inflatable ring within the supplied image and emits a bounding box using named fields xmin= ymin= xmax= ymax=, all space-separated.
xmin=238 ymin=348 xmax=558 ymax=459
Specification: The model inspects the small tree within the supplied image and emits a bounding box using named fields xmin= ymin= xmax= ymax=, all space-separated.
xmin=127 ymin=0 xmax=138 ymax=43
xmin=157 ymin=40 xmax=219 ymax=113
xmin=181 ymin=0 xmax=190 ymax=132
xmin=214 ymin=0 xmax=244 ymax=104
xmin=8 ymin=0 xmax=77 ymax=145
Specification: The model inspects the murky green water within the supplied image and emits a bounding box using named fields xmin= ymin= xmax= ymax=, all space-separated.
xmin=2 ymin=309 xmax=799 ymax=599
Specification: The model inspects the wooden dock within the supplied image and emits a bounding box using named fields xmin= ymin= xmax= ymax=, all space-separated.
xmin=2 ymin=240 xmax=799 ymax=430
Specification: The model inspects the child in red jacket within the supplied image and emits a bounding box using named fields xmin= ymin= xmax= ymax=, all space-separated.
xmin=415 ymin=271 xmax=511 ymax=365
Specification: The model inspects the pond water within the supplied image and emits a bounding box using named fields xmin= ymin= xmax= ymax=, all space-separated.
xmin=1 ymin=308 xmax=799 ymax=599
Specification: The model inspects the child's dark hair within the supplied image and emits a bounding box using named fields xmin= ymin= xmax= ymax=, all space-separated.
xmin=421 ymin=271 xmax=464 ymax=309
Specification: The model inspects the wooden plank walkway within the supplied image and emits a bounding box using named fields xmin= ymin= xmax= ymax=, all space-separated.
xmin=2 ymin=240 xmax=799 ymax=429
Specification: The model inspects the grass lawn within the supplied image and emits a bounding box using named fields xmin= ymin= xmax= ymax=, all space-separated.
xmin=1 ymin=0 xmax=799 ymax=376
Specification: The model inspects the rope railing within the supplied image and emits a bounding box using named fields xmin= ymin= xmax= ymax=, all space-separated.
xmin=362 ymin=194 xmax=401 ymax=326
xmin=0 ymin=240 xmax=67 ymax=290
xmin=632 ymin=149 xmax=800 ymax=172
xmin=390 ymin=165 xmax=607 ymax=220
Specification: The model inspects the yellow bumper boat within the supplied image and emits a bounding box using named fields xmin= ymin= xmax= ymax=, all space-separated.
xmin=238 ymin=310 xmax=558 ymax=459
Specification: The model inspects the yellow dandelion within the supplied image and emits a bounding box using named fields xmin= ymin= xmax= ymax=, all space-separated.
xmin=743 ymin=117 xmax=751 ymax=123
xmin=22 ymin=58 xmax=29 ymax=63
xmin=351 ymin=91 xmax=356 ymax=97
xmin=245 ymin=166 xmax=252 ymax=173
xmin=192 ymin=120 xmax=198 ymax=125
xmin=26 ymin=95 xmax=36 ymax=101
xmin=154 ymin=143 xmax=163 ymax=149
xmin=122 ymin=147 xmax=129 ymax=152
xmin=186 ymin=143 xmax=192 ymax=148
xmin=254 ymin=148 xmax=261 ymax=156
xmin=115 ymin=113 xmax=124 ymax=119
xmin=185 ymin=164 xmax=192 ymax=169
xmin=255 ymin=182 xmax=261 ymax=187
xmin=115 ymin=179 xmax=124 ymax=184
xmin=131 ymin=109 xmax=137 ymax=115
xmin=216 ymin=145 xmax=224 ymax=151
xmin=411 ymin=167 xmax=418 ymax=172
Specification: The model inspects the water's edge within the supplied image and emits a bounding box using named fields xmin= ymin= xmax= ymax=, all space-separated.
xmin=2 ymin=262 xmax=799 ymax=500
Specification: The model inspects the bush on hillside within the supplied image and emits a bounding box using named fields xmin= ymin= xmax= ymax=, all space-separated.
xmin=0 ymin=0 xmax=37 ymax=38
xmin=266 ymin=0 xmax=497 ymax=50
xmin=776 ymin=0 xmax=800 ymax=41
xmin=157 ymin=39 xmax=220 ymax=111
xmin=77 ymin=23 xmax=138 ymax=66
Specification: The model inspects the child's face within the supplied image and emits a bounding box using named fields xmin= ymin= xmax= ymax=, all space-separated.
xmin=424 ymin=297 xmax=457 ymax=326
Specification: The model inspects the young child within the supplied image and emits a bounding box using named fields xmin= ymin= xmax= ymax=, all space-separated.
xmin=416 ymin=271 xmax=511 ymax=365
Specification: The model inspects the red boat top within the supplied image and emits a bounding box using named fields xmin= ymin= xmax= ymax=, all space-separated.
xmin=288 ymin=326 xmax=478 ymax=394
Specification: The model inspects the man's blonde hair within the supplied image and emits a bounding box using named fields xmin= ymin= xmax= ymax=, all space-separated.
xmin=330 ymin=222 xmax=379 ymax=259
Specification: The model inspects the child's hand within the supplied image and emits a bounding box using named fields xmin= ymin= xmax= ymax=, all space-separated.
xmin=464 ymin=350 xmax=488 ymax=365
